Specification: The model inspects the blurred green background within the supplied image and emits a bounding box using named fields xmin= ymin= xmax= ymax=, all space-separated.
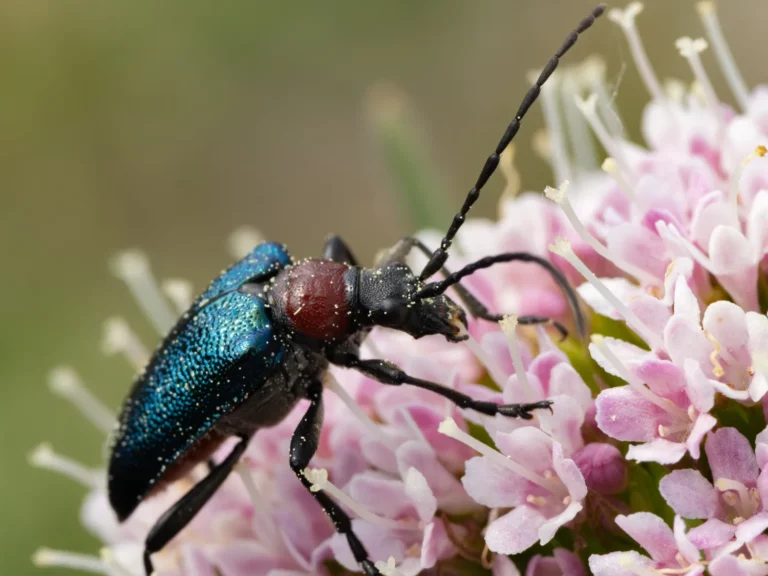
xmin=1 ymin=1 xmax=764 ymax=573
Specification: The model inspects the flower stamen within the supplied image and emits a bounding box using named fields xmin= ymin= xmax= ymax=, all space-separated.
xmin=33 ymin=548 xmax=111 ymax=574
xmin=575 ymin=93 xmax=632 ymax=181
xmin=110 ymin=250 xmax=176 ymax=335
xmin=592 ymin=336 xmax=688 ymax=420
xmin=549 ymin=238 xmax=664 ymax=350
xmin=545 ymin=180 xmax=656 ymax=284
xmin=235 ymin=461 xmax=284 ymax=551
xmin=458 ymin=326 xmax=507 ymax=389
xmin=531 ymin=69 xmax=571 ymax=184
xmin=499 ymin=315 xmax=534 ymax=400
xmin=303 ymin=468 xmax=419 ymax=530
xmin=228 ymin=226 xmax=266 ymax=260
xmin=101 ymin=317 xmax=149 ymax=372
xmin=608 ymin=3 xmax=663 ymax=101
xmin=696 ymin=2 xmax=750 ymax=111
xmin=28 ymin=443 xmax=102 ymax=489
xmin=48 ymin=367 xmax=115 ymax=434
xmin=161 ymin=278 xmax=194 ymax=313
xmin=438 ymin=418 xmax=561 ymax=495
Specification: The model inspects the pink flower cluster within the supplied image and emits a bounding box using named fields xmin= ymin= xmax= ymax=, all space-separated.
xmin=31 ymin=2 xmax=768 ymax=575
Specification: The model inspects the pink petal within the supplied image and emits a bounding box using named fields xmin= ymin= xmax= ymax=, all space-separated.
xmin=548 ymin=363 xmax=593 ymax=413
xmin=687 ymin=518 xmax=736 ymax=550
xmin=664 ymin=315 xmax=713 ymax=376
xmin=528 ymin=352 xmax=566 ymax=394
xmin=328 ymin=521 xmax=407 ymax=572
xmin=595 ymin=387 xmax=666 ymax=442
xmin=552 ymin=443 xmax=587 ymax=501
xmin=395 ymin=440 xmax=475 ymax=514
xmin=708 ymin=554 xmax=766 ymax=576
xmin=628 ymin=294 xmax=672 ymax=339
xmin=537 ymin=395 xmax=585 ymax=456
xmin=615 ymin=512 xmax=677 ymax=564
xmin=705 ymin=427 xmax=759 ymax=485
xmin=404 ymin=468 xmax=437 ymax=523
xmin=703 ymin=301 xmax=752 ymax=367
xmin=606 ymin=222 xmax=669 ymax=278
xmin=346 ymin=473 xmax=414 ymax=520
xmin=634 ymin=358 xmax=686 ymax=398
xmin=588 ymin=551 xmax=654 ymax=576
xmin=710 ymin=225 xmax=757 ymax=275
xmin=686 ymin=413 xmax=718 ymax=460
xmin=419 ymin=520 xmax=454 ymax=570
xmin=462 ymin=456 xmax=536 ymax=508
xmin=673 ymin=515 xmax=701 ymax=565
xmin=494 ymin=427 xmax=554 ymax=472
xmin=181 ymin=545 xmax=216 ymax=576
xmin=673 ymin=274 xmax=701 ymax=325
xmin=538 ymin=501 xmax=583 ymax=545
xmin=659 ymin=469 xmax=717 ymax=519
xmin=578 ymin=278 xmax=645 ymax=320
xmin=662 ymin=257 xmax=695 ymax=306
xmin=212 ymin=541 xmax=295 ymax=576
xmin=590 ymin=337 xmax=651 ymax=379
xmin=683 ymin=359 xmax=716 ymax=414
xmin=485 ymin=506 xmax=547 ymax=555
xmin=492 ymin=553 xmax=522 ymax=576
xmin=626 ymin=439 xmax=687 ymax=465
xmin=690 ymin=191 xmax=737 ymax=249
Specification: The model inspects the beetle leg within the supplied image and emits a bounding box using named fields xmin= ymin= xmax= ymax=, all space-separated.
xmin=379 ymin=236 xmax=572 ymax=338
xmin=290 ymin=380 xmax=380 ymax=576
xmin=142 ymin=436 xmax=249 ymax=576
xmin=330 ymin=353 xmax=552 ymax=419
xmin=323 ymin=235 xmax=360 ymax=266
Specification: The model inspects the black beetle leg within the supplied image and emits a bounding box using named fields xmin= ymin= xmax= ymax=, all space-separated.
xmin=290 ymin=380 xmax=380 ymax=576
xmin=323 ymin=234 xmax=359 ymax=266
xmin=142 ymin=437 xmax=249 ymax=576
xmin=331 ymin=352 xmax=552 ymax=420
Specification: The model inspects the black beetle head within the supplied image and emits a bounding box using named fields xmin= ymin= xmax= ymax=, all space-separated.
xmin=358 ymin=264 xmax=467 ymax=342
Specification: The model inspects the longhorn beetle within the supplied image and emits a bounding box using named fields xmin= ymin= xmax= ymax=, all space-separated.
xmin=108 ymin=5 xmax=605 ymax=575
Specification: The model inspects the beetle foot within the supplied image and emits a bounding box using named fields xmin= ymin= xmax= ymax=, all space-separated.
xmin=497 ymin=400 xmax=554 ymax=420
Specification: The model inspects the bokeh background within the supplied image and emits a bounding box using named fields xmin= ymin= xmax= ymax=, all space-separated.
xmin=1 ymin=1 xmax=765 ymax=573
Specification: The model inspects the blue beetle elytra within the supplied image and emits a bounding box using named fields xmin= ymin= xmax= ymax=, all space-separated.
xmin=108 ymin=6 xmax=604 ymax=575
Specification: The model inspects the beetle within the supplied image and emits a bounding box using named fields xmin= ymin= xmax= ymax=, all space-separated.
xmin=108 ymin=5 xmax=604 ymax=575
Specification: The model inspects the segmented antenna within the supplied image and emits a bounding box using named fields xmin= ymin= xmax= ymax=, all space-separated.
xmin=419 ymin=4 xmax=606 ymax=281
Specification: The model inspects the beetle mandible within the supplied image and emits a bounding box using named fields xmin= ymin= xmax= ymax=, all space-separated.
xmin=108 ymin=5 xmax=605 ymax=575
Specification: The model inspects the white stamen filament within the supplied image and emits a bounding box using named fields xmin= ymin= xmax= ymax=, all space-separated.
xmin=676 ymin=37 xmax=722 ymax=119
xmin=664 ymin=78 xmax=687 ymax=104
xmin=575 ymin=94 xmax=632 ymax=181
xmin=101 ymin=317 xmax=150 ymax=372
xmin=33 ymin=548 xmax=108 ymax=574
xmin=324 ymin=372 xmax=398 ymax=448
xmin=458 ymin=326 xmax=507 ymax=388
xmin=561 ymin=70 xmax=598 ymax=171
xmin=549 ymin=238 xmax=664 ymax=350
xmin=545 ymin=181 xmax=655 ymax=284
xmin=376 ymin=557 xmax=406 ymax=576
xmin=228 ymin=226 xmax=266 ymax=260
xmin=608 ymin=3 xmax=664 ymax=102
xmin=438 ymin=418 xmax=561 ymax=495
xmin=592 ymin=336 xmax=688 ymax=420
xmin=99 ymin=548 xmax=134 ymax=576
xmin=48 ymin=367 xmax=115 ymax=433
xmin=110 ymin=250 xmax=177 ymax=335
xmin=162 ymin=278 xmax=194 ymax=313
xmin=28 ymin=443 xmax=102 ymax=489
xmin=303 ymin=468 xmax=418 ymax=530
xmin=532 ymin=70 xmax=572 ymax=184
xmin=696 ymin=1 xmax=750 ymax=111
xmin=236 ymin=462 xmax=284 ymax=551
xmin=498 ymin=315 xmax=534 ymax=400
xmin=602 ymin=157 xmax=638 ymax=205
xmin=581 ymin=56 xmax=625 ymax=138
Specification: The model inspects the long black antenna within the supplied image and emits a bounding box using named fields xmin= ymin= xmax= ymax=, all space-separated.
xmin=419 ymin=4 xmax=606 ymax=281
xmin=416 ymin=252 xmax=586 ymax=338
